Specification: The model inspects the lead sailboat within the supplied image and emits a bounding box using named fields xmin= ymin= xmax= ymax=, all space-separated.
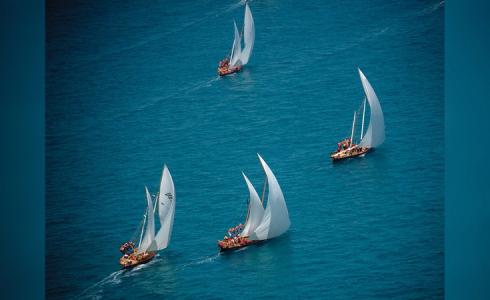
xmin=119 ymin=165 xmax=176 ymax=268
xmin=217 ymin=3 xmax=255 ymax=76
xmin=330 ymin=68 xmax=385 ymax=161
xmin=218 ymin=154 xmax=290 ymax=251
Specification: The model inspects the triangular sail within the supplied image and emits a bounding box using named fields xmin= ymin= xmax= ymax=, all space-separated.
xmin=139 ymin=186 xmax=155 ymax=252
xmin=240 ymin=3 xmax=255 ymax=65
xmin=230 ymin=21 xmax=242 ymax=67
xmin=229 ymin=21 xmax=237 ymax=62
xmin=249 ymin=155 xmax=290 ymax=241
xmin=240 ymin=173 xmax=265 ymax=237
xmin=358 ymin=68 xmax=385 ymax=148
xmin=151 ymin=165 xmax=176 ymax=251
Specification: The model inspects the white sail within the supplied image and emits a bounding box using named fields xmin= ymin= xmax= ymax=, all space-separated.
xmin=350 ymin=111 xmax=356 ymax=147
xmin=249 ymin=154 xmax=290 ymax=241
xmin=230 ymin=21 xmax=242 ymax=67
xmin=151 ymin=165 xmax=176 ymax=251
xmin=240 ymin=3 xmax=255 ymax=65
xmin=139 ymin=186 xmax=156 ymax=252
xmin=358 ymin=68 xmax=385 ymax=148
xmin=240 ymin=172 xmax=265 ymax=237
xmin=360 ymin=97 xmax=366 ymax=140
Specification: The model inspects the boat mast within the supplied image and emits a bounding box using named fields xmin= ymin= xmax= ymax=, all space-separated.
xmin=138 ymin=208 xmax=148 ymax=248
xmin=350 ymin=111 xmax=357 ymax=147
xmin=230 ymin=20 xmax=237 ymax=59
xmin=360 ymin=97 xmax=366 ymax=140
xmin=153 ymin=193 xmax=158 ymax=214
xmin=260 ymin=176 xmax=267 ymax=205
xmin=244 ymin=196 xmax=251 ymax=224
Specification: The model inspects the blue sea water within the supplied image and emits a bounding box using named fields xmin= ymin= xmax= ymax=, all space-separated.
xmin=46 ymin=0 xmax=444 ymax=299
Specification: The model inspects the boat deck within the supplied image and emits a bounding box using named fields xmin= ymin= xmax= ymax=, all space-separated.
xmin=330 ymin=146 xmax=370 ymax=161
xmin=218 ymin=65 xmax=242 ymax=76
xmin=119 ymin=251 xmax=156 ymax=269
xmin=218 ymin=237 xmax=255 ymax=251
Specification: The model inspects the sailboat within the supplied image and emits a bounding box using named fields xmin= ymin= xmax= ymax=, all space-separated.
xmin=119 ymin=165 xmax=176 ymax=268
xmin=217 ymin=3 xmax=255 ymax=76
xmin=330 ymin=68 xmax=385 ymax=161
xmin=218 ymin=154 xmax=290 ymax=251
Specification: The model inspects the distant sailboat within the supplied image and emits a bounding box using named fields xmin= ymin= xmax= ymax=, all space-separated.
xmin=218 ymin=3 xmax=255 ymax=76
xmin=218 ymin=154 xmax=290 ymax=251
xmin=119 ymin=165 xmax=176 ymax=268
xmin=330 ymin=68 xmax=385 ymax=161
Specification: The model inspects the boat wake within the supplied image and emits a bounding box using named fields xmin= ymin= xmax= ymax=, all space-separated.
xmin=320 ymin=26 xmax=390 ymax=58
xmin=67 ymin=1 xmax=246 ymax=69
xmin=76 ymin=257 xmax=160 ymax=299
xmin=226 ymin=0 xmax=248 ymax=12
xmin=128 ymin=76 xmax=221 ymax=115
xmin=179 ymin=253 xmax=221 ymax=270
xmin=183 ymin=76 xmax=221 ymax=95
xmin=70 ymin=75 xmax=221 ymax=135
xmin=416 ymin=1 xmax=445 ymax=16
xmin=165 ymin=0 xmax=245 ymax=36
xmin=76 ymin=270 xmax=124 ymax=299
xmin=77 ymin=252 xmax=219 ymax=298
xmin=355 ymin=27 xmax=390 ymax=46
xmin=234 ymin=245 xmax=250 ymax=252
xmin=323 ymin=0 xmax=443 ymax=58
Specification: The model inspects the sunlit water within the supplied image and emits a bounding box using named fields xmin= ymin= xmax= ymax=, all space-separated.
xmin=47 ymin=0 xmax=444 ymax=298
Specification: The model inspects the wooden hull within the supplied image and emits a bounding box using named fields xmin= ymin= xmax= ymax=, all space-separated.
xmin=218 ymin=65 xmax=242 ymax=76
xmin=218 ymin=238 xmax=257 ymax=252
xmin=330 ymin=146 xmax=371 ymax=161
xmin=119 ymin=251 xmax=156 ymax=269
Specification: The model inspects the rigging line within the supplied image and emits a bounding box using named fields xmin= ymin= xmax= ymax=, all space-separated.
xmin=130 ymin=208 xmax=147 ymax=243
xmin=260 ymin=176 xmax=267 ymax=205
xmin=239 ymin=195 xmax=249 ymax=224
xmin=360 ymin=97 xmax=367 ymax=141
xmin=153 ymin=193 xmax=158 ymax=214
xmin=138 ymin=207 xmax=148 ymax=247
xmin=357 ymin=97 xmax=365 ymax=114
xmin=232 ymin=195 xmax=247 ymax=225
xmin=244 ymin=194 xmax=251 ymax=223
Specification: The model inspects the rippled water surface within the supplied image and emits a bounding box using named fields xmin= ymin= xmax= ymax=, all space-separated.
xmin=47 ymin=0 xmax=444 ymax=298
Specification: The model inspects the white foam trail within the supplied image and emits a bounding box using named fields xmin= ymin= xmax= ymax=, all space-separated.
xmin=184 ymin=76 xmax=221 ymax=95
xmin=179 ymin=253 xmax=221 ymax=270
xmin=321 ymin=1 xmax=442 ymax=59
xmin=226 ymin=0 xmax=247 ymax=12
xmin=67 ymin=75 xmax=221 ymax=135
xmin=234 ymin=245 xmax=250 ymax=252
xmin=321 ymin=26 xmax=390 ymax=57
xmin=416 ymin=1 xmax=445 ymax=16
xmin=433 ymin=0 xmax=445 ymax=11
xmin=76 ymin=270 xmax=124 ymax=299
xmin=76 ymin=256 xmax=161 ymax=299
xmin=355 ymin=27 xmax=390 ymax=45
xmin=130 ymin=76 xmax=220 ymax=115
xmin=68 ymin=1 xmax=246 ymax=68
